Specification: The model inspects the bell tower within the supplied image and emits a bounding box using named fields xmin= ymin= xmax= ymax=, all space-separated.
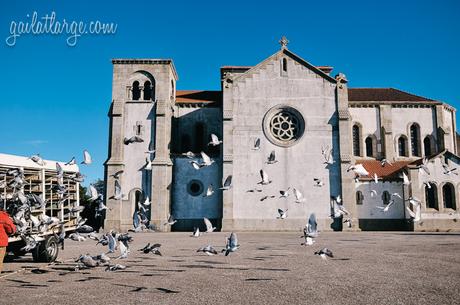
xmin=104 ymin=59 xmax=177 ymax=231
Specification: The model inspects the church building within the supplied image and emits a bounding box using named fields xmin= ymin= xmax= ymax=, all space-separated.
xmin=104 ymin=38 xmax=460 ymax=232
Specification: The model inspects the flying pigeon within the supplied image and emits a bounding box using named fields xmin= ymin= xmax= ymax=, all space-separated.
xmin=314 ymin=248 xmax=334 ymax=260
xmin=124 ymin=136 xmax=144 ymax=145
xmin=376 ymin=199 xmax=395 ymax=212
xmin=139 ymin=243 xmax=162 ymax=255
xmin=401 ymin=172 xmax=410 ymax=185
xmin=183 ymin=151 xmax=196 ymax=158
xmin=204 ymin=217 xmax=216 ymax=233
xmin=301 ymin=213 xmax=318 ymax=246
xmin=164 ymin=214 xmax=177 ymax=226
xmin=279 ymin=187 xmax=291 ymax=198
xmin=65 ymin=157 xmax=76 ymax=165
xmin=118 ymin=240 xmax=129 ymax=259
xmin=191 ymin=227 xmax=201 ymax=237
xmin=313 ymin=178 xmax=324 ymax=187
xmin=347 ymin=164 xmax=369 ymax=176
xmin=143 ymin=196 xmax=150 ymax=206
xmin=260 ymin=195 xmax=275 ymax=202
xmin=81 ymin=150 xmax=92 ymax=165
xmin=258 ymin=170 xmax=272 ymax=185
xmin=373 ymin=173 xmax=379 ymax=184
xmin=266 ymin=151 xmax=278 ymax=164
xmin=197 ymin=245 xmax=218 ymax=256
xmin=208 ymin=134 xmax=223 ymax=146
xmin=321 ymin=145 xmax=333 ymax=164
xmin=201 ymin=151 xmax=214 ymax=166
xmin=277 ymin=208 xmax=288 ymax=219
xmin=418 ymin=158 xmax=430 ymax=175
xmin=222 ymin=232 xmax=239 ymax=256
xmin=145 ymin=157 xmax=152 ymax=170
xmin=252 ymin=138 xmax=261 ymax=150
xmin=407 ymin=197 xmax=422 ymax=222
xmin=203 ymin=184 xmax=214 ymax=197
xmin=442 ymin=163 xmax=458 ymax=176
xmin=380 ymin=159 xmax=392 ymax=167
xmin=293 ymin=188 xmax=306 ymax=203
xmin=219 ymin=175 xmax=232 ymax=190
xmin=111 ymin=170 xmax=124 ymax=179
xmin=56 ymin=162 xmax=64 ymax=179
xmin=88 ymin=185 xmax=98 ymax=201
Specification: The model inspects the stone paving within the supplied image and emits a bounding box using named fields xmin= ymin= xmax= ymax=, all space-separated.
xmin=1 ymin=231 xmax=460 ymax=305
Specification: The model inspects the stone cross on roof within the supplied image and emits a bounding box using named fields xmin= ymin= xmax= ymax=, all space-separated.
xmin=279 ymin=36 xmax=289 ymax=49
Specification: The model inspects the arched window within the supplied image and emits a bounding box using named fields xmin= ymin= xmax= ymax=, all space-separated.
xmin=410 ymin=124 xmax=421 ymax=157
xmin=382 ymin=191 xmax=391 ymax=205
xmin=195 ymin=123 xmax=205 ymax=153
xmin=135 ymin=190 xmax=142 ymax=206
xmin=356 ymin=191 xmax=364 ymax=205
xmin=398 ymin=136 xmax=408 ymax=157
xmin=282 ymin=58 xmax=287 ymax=72
xmin=424 ymin=136 xmax=432 ymax=156
xmin=365 ymin=136 xmax=373 ymax=157
xmin=181 ymin=134 xmax=191 ymax=153
xmin=352 ymin=125 xmax=361 ymax=157
xmin=425 ymin=183 xmax=438 ymax=210
xmin=143 ymin=81 xmax=152 ymax=100
xmin=132 ymin=81 xmax=140 ymax=100
xmin=442 ymin=183 xmax=456 ymax=209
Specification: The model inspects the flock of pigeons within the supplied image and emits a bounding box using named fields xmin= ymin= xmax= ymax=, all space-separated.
xmin=0 ymin=150 xmax=93 ymax=253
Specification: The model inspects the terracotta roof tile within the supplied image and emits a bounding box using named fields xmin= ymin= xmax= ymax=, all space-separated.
xmin=176 ymin=90 xmax=222 ymax=104
xmin=355 ymin=160 xmax=412 ymax=180
xmin=348 ymin=88 xmax=435 ymax=102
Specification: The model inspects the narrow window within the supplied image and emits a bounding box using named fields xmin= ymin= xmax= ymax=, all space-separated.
xmin=424 ymin=136 xmax=432 ymax=156
xmin=353 ymin=125 xmax=361 ymax=156
xmin=425 ymin=183 xmax=438 ymax=210
xmin=398 ymin=136 xmax=407 ymax=157
xmin=443 ymin=183 xmax=456 ymax=209
xmin=144 ymin=81 xmax=152 ymax=100
xmin=195 ymin=123 xmax=205 ymax=153
xmin=181 ymin=134 xmax=191 ymax=153
xmin=410 ymin=124 xmax=420 ymax=156
xmin=132 ymin=81 xmax=140 ymax=100
xmin=356 ymin=191 xmax=364 ymax=205
xmin=135 ymin=121 xmax=143 ymax=136
xmin=282 ymin=58 xmax=287 ymax=72
xmin=382 ymin=191 xmax=391 ymax=205
xmin=365 ymin=137 xmax=373 ymax=157
xmin=171 ymin=80 xmax=175 ymax=98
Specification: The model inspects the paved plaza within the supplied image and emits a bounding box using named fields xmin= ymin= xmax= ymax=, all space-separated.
xmin=1 ymin=231 xmax=460 ymax=305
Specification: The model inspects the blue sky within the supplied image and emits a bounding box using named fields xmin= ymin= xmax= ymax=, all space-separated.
xmin=1 ymin=0 xmax=459 ymax=185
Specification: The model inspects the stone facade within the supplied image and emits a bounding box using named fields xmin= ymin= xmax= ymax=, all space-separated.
xmin=104 ymin=40 xmax=460 ymax=232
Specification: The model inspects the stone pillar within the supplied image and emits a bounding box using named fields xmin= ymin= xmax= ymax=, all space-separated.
xmin=336 ymin=73 xmax=360 ymax=231
xmin=150 ymin=98 xmax=173 ymax=231
xmin=379 ymin=104 xmax=394 ymax=161
xmin=105 ymin=100 xmax=125 ymax=230
xmin=221 ymin=73 xmax=234 ymax=231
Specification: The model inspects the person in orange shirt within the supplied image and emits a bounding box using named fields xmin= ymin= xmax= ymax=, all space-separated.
xmin=0 ymin=206 xmax=16 ymax=273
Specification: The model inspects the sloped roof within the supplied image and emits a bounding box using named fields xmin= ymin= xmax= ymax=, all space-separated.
xmin=348 ymin=88 xmax=436 ymax=102
xmin=175 ymin=90 xmax=222 ymax=105
xmin=355 ymin=160 xmax=412 ymax=180
xmin=231 ymin=48 xmax=337 ymax=84
xmin=0 ymin=153 xmax=79 ymax=172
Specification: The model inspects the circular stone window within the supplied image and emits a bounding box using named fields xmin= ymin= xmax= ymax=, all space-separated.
xmin=263 ymin=105 xmax=305 ymax=147
xmin=187 ymin=180 xmax=204 ymax=196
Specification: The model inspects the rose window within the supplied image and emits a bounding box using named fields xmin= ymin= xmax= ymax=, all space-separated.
xmin=263 ymin=105 xmax=305 ymax=147
xmin=269 ymin=111 xmax=300 ymax=141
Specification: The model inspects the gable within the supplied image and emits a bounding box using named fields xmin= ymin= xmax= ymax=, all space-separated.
xmin=231 ymin=48 xmax=337 ymax=84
